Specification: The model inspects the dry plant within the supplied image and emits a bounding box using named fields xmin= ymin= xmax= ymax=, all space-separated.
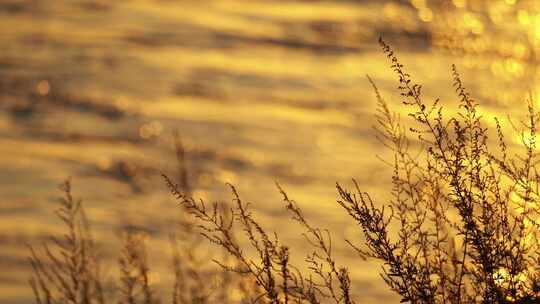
xmin=28 ymin=179 xmax=106 ymax=304
xmin=30 ymin=38 xmax=540 ymax=304
xmin=118 ymin=232 xmax=156 ymax=304
xmin=164 ymin=38 xmax=540 ymax=304
xmin=336 ymin=38 xmax=540 ymax=303
xmin=28 ymin=136 xmax=258 ymax=304
xmin=163 ymin=176 xmax=351 ymax=304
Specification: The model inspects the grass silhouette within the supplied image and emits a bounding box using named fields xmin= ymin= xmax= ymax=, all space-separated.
xmin=28 ymin=179 xmax=106 ymax=304
xmin=28 ymin=137 xmax=260 ymax=304
xmin=30 ymin=39 xmax=540 ymax=303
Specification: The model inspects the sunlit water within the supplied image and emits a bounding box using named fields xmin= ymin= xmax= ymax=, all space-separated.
xmin=1 ymin=1 xmax=539 ymax=303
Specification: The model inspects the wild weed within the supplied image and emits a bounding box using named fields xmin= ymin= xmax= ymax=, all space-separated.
xmin=28 ymin=137 xmax=257 ymax=304
xmin=28 ymin=179 xmax=106 ymax=304
xmin=31 ymin=38 xmax=540 ymax=304
xmin=165 ymin=38 xmax=540 ymax=303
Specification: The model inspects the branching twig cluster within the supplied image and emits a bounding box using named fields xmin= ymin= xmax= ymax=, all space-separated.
xmin=332 ymin=38 xmax=540 ymax=303
xmin=30 ymin=39 xmax=540 ymax=304
xmin=164 ymin=38 xmax=540 ymax=304
xmin=28 ymin=179 xmax=106 ymax=304
xmin=28 ymin=137 xmax=259 ymax=304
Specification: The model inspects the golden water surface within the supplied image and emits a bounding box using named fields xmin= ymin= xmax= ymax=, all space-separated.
xmin=2 ymin=0 xmax=540 ymax=303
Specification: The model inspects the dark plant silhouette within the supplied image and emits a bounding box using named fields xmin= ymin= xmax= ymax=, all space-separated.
xmin=337 ymin=38 xmax=540 ymax=303
xmin=28 ymin=137 xmax=258 ymax=304
xmin=118 ymin=231 xmax=155 ymax=304
xmin=164 ymin=38 xmax=540 ymax=303
xmin=30 ymin=38 xmax=540 ymax=304
xmin=163 ymin=176 xmax=346 ymax=304
xmin=28 ymin=179 xmax=106 ymax=304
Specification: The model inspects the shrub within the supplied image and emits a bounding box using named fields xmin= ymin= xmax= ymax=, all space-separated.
xmin=31 ymin=38 xmax=540 ymax=304
xmin=164 ymin=38 xmax=540 ymax=303
xmin=28 ymin=137 xmax=259 ymax=304
xmin=28 ymin=179 xmax=106 ymax=304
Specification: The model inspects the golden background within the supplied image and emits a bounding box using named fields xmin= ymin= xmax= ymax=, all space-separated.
xmin=1 ymin=0 xmax=539 ymax=302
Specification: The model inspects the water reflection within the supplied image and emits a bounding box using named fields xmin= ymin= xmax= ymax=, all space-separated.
xmin=0 ymin=0 xmax=538 ymax=303
xmin=416 ymin=0 xmax=540 ymax=82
